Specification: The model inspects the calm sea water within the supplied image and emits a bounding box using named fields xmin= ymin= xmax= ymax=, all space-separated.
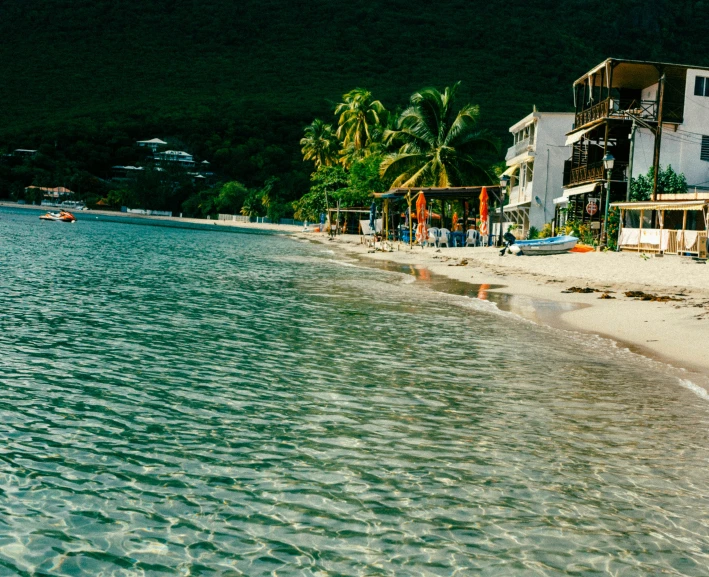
xmin=2 ymin=208 xmax=709 ymax=576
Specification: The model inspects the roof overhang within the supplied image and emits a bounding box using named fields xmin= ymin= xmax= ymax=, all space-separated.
xmin=374 ymin=186 xmax=502 ymax=200
xmin=610 ymin=200 xmax=709 ymax=211
xmin=563 ymin=182 xmax=600 ymax=198
xmin=573 ymin=58 xmax=709 ymax=89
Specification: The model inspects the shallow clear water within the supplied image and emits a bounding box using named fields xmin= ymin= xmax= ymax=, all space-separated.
xmin=2 ymin=208 xmax=709 ymax=576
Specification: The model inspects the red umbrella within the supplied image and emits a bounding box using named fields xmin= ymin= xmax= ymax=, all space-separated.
xmin=479 ymin=187 xmax=489 ymax=236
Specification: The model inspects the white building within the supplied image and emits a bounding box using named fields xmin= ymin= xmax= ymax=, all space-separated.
xmin=154 ymin=150 xmax=195 ymax=168
xmin=136 ymin=138 xmax=167 ymax=152
xmin=502 ymin=109 xmax=574 ymax=235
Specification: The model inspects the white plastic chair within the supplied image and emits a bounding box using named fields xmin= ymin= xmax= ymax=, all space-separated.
xmin=465 ymin=229 xmax=480 ymax=247
xmin=426 ymin=227 xmax=439 ymax=247
xmin=438 ymin=228 xmax=450 ymax=248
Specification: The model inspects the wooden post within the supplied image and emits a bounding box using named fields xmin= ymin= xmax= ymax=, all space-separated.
xmin=618 ymin=208 xmax=624 ymax=250
xmin=681 ymin=209 xmax=688 ymax=255
xmin=638 ymin=209 xmax=644 ymax=252
xmin=652 ymin=72 xmax=666 ymax=202
xmin=659 ymin=209 xmax=665 ymax=254
xmin=408 ymin=193 xmax=412 ymax=248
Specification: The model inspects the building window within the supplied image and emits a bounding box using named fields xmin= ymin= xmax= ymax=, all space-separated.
xmin=694 ymin=76 xmax=709 ymax=97
xmin=701 ymin=136 xmax=709 ymax=161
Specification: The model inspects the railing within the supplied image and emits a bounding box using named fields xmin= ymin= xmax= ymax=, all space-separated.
xmin=565 ymin=160 xmax=628 ymax=187
xmin=505 ymin=137 xmax=532 ymax=161
xmin=508 ymin=184 xmax=532 ymax=207
xmin=574 ymin=98 xmax=658 ymax=128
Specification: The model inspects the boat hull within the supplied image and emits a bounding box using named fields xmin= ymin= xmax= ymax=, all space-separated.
xmin=510 ymin=235 xmax=578 ymax=255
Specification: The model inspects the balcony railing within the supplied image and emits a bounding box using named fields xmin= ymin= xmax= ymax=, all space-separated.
xmin=505 ymin=137 xmax=533 ymax=161
xmin=564 ymin=160 xmax=628 ymax=187
xmin=574 ymin=98 xmax=658 ymax=129
xmin=508 ymin=182 xmax=533 ymax=206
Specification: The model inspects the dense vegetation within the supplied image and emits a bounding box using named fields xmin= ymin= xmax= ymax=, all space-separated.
xmin=1 ymin=0 xmax=707 ymax=215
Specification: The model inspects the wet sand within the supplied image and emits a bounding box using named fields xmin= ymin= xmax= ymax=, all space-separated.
xmin=302 ymin=232 xmax=709 ymax=377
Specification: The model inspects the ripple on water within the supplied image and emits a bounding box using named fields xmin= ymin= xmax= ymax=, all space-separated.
xmin=2 ymin=208 xmax=709 ymax=576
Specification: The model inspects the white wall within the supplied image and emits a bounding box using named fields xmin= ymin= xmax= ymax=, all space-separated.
xmin=529 ymin=113 xmax=574 ymax=230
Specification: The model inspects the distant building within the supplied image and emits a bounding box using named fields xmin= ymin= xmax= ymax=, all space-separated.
xmin=26 ymin=186 xmax=73 ymax=200
xmin=14 ymin=149 xmax=37 ymax=158
xmin=154 ymin=150 xmax=195 ymax=168
xmin=136 ymin=138 xmax=167 ymax=152
xmin=502 ymin=109 xmax=574 ymax=235
xmin=111 ymin=165 xmax=145 ymax=180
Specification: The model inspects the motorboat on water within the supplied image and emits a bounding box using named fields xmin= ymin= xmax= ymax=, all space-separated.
xmin=39 ymin=210 xmax=77 ymax=223
xmin=509 ymin=235 xmax=578 ymax=255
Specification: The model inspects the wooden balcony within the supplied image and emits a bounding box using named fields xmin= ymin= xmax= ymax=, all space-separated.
xmin=574 ymin=98 xmax=657 ymax=129
xmin=564 ymin=160 xmax=628 ymax=187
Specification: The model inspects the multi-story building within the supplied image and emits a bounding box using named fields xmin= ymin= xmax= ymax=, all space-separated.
xmin=560 ymin=58 xmax=709 ymax=233
xmin=503 ymin=109 xmax=574 ymax=236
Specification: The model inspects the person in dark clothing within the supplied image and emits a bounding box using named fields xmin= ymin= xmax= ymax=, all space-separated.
xmin=500 ymin=230 xmax=516 ymax=256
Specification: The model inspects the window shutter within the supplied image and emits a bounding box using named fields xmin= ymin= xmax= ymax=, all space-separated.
xmin=701 ymin=135 xmax=709 ymax=162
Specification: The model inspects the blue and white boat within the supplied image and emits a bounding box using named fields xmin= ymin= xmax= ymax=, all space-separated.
xmin=509 ymin=235 xmax=578 ymax=255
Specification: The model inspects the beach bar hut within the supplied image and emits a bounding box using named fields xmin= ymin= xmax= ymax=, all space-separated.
xmin=611 ymin=198 xmax=709 ymax=257
xmin=373 ymin=186 xmax=505 ymax=246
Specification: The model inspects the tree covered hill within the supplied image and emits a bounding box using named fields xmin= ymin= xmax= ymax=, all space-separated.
xmin=1 ymin=0 xmax=707 ymax=202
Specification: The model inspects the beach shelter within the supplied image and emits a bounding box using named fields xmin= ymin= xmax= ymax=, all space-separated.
xmin=479 ymin=187 xmax=489 ymax=236
xmin=415 ymin=192 xmax=428 ymax=244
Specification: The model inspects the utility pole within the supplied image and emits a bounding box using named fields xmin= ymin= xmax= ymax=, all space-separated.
xmin=627 ymin=118 xmax=637 ymax=201
xmin=652 ymin=73 xmax=666 ymax=202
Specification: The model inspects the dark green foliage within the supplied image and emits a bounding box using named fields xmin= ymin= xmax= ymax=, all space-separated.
xmin=1 ymin=0 xmax=708 ymax=210
xmin=630 ymin=165 xmax=688 ymax=201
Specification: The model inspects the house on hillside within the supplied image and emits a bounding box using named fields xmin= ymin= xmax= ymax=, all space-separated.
xmin=136 ymin=138 xmax=167 ymax=152
xmin=111 ymin=165 xmax=144 ymax=180
xmin=154 ymin=150 xmax=195 ymax=168
xmin=502 ymin=109 xmax=574 ymax=236
xmin=560 ymin=58 xmax=709 ymax=236
xmin=14 ymin=149 xmax=37 ymax=158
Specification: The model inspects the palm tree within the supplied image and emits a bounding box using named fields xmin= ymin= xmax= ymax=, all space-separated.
xmin=380 ymin=82 xmax=499 ymax=187
xmin=300 ymin=119 xmax=339 ymax=168
xmin=334 ymin=88 xmax=386 ymax=150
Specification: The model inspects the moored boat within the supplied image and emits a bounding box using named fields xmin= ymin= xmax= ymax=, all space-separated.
xmin=509 ymin=235 xmax=578 ymax=255
xmin=39 ymin=210 xmax=77 ymax=223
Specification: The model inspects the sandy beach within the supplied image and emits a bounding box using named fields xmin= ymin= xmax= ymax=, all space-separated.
xmin=300 ymin=232 xmax=709 ymax=377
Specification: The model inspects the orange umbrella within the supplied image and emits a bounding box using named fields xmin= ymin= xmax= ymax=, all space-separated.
xmin=452 ymin=212 xmax=458 ymax=230
xmin=479 ymin=187 xmax=489 ymax=236
xmin=415 ymin=192 xmax=428 ymax=244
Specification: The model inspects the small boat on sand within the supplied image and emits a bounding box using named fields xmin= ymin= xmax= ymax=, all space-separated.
xmin=39 ymin=211 xmax=77 ymax=223
xmin=509 ymin=235 xmax=578 ymax=255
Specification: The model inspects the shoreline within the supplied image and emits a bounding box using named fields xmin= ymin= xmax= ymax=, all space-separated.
xmin=299 ymin=232 xmax=709 ymax=377
xmin=0 ymin=201 xmax=303 ymax=234
xmin=5 ymin=201 xmax=707 ymax=376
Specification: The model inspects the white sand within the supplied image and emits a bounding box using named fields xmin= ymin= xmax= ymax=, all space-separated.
xmin=303 ymin=233 xmax=709 ymax=376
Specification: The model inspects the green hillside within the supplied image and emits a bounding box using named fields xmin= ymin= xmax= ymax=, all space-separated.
xmin=1 ymin=0 xmax=707 ymax=208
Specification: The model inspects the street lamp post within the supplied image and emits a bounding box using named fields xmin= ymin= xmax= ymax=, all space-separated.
xmin=602 ymin=152 xmax=615 ymax=247
xmin=498 ymin=175 xmax=510 ymax=246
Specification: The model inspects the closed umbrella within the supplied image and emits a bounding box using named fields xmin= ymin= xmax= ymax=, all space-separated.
xmin=479 ymin=187 xmax=489 ymax=238
xmin=369 ymin=201 xmax=376 ymax=232
xmin=415 ymin=192 xmax=428 ymax=245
